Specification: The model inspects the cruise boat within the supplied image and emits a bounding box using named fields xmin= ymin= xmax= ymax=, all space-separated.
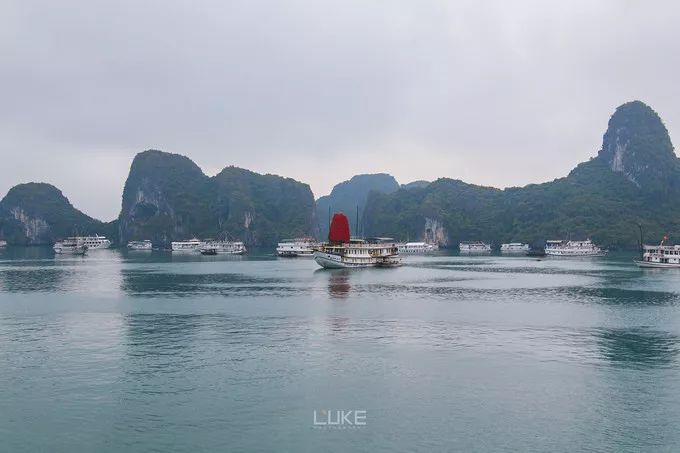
xmin=127 ymin=240 xmax=152 ymax=250
xmin=171 ymin=238 xmax=204 ymax=252
xmin=276 ymin=238 xmax=319 ymax=257
xmin=544 ymin=239 xmax=605 ymax=256
xmin=397 ymin=242 xmax=438 ymax=254
xmin=459 ymin=241 xmax=491 ymax=254
xmin=53 ymin=238 xmax=88 ymax=255
xmin=74 ymin=235 xmax=111 ymax=249
xmin=500 ymin=243 xmax=530 ymax=254
xmin=199 ymin=240 xmax=246 ymax=255
xmin=635 ymin=238 xmax=680 ymax=268
xmin=313 ymin=213 xmax=401 ymax=269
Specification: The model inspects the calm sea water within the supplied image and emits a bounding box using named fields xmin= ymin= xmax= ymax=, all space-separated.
xmin=1 ymin=247 xmax=680 ymax=452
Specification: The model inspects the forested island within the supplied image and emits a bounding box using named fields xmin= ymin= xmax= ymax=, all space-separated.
xmin=0 ymin=101 xmax=677 ymax=249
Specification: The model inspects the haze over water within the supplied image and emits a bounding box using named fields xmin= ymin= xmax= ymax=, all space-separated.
xmin=2 ymin=248 xmax=680 ymax=451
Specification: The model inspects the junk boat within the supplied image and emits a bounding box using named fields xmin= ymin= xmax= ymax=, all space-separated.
xmin=276 ymin=238 xmax=319 ymax=257
xmin=544 ymin=239 xmax=605 ymax=257
xmin=459 ymin=241 xmax=492 ymax=254
xmin=635 ymin=237 xmax=680 ymax=268
xmin=313 ymin=213 xmax=401 ymax=269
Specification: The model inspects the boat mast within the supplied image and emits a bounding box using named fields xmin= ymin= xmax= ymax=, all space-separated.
xmin=355 ymin=205 xmax=359 ymax=238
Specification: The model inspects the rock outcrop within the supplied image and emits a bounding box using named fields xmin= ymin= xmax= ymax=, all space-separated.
xmin=118 ymin=150 xmax=318 ymax=246
xmin=0 ymin=183 xmax=113 ymax=244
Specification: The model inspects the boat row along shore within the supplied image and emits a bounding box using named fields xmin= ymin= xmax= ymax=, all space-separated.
xmin=5 ymin=212 xmax=677 ymax=269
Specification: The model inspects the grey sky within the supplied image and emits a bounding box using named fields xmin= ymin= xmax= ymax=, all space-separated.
xmin=1 ymin=0 xmax=679 ymax=221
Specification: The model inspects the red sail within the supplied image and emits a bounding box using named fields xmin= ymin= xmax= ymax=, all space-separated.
xmin=328 ymin=212 xmax=351 ymax=243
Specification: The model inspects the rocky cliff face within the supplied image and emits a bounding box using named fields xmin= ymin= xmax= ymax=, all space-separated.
xmin=597 ymin=100 xmax=678 ymax=193
xmin=118 ymin=150 xmax=318 ymax=246
xmin=364 ymin=101 xmax=680 ymax=248
xmin=0 ymin=183 xmax=111 ymax=244
xmin=211 ymin=166 xmax=318 ymax=245
xmin=118 ymin=150 xmax=213 ymax=245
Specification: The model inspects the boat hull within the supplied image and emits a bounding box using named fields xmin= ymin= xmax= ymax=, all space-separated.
xmin=545 ymin=251 xmax=606 ymax=257
xmin=634 ymin=260 xmax=680 ymax=268
xmin=313 ymin=251 xmax=401 ymax=269
xmin=54 ymin=247 xmax=87 ymax=255
xmin=278 ymin=250 xmax=314 ymax=257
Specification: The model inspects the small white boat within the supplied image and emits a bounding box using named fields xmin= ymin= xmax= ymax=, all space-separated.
xmin=635 ymin=240 xmax=680 ymax=268
xmin=500 ymin=243 xmax=530 ymax=254
xmin=459 ymin=241 xmax=491 ymax=254
xmin=63 ymin=235 xmax=110 ymax=250
xmin=276 ymin=238 xmax=319 ymax=257
xmin=200 ymin=240 xmax=246 ymax=255
xmin=397 ymin=242 xmax=438 ymax=254
xmin=53 ymin=238 xmax=88 ymax=255
xmin=171 ymin=238 xmax=204 ymax=252
xmin=127 ymin=240 xmax=152 ymax=250
xmin=545 ymin=239 xmax=605 ymax=257
xmin=0 ymin=240 xmax=7 ymax=248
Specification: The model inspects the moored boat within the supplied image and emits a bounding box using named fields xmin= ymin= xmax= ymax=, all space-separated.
xmin=71 ymin=235 xmax=111 ymax=250
xmin=53 ymin=238 xmax=88 ymax=255
xmin=459 ymin=241 xmax=491 ymax=254
xmin=500 ymin=242 xmax=529 ymax=253
xmin=545 ymin=239 xmax=605 ymax=257
xmin=171 ymin=238 xmax=204 ymax=252
xmin=0 ymin=240 xmax=7 ymax=248
xmin=313 ymin=213 xmax=401 ymax=269
xmin=635 ymin=238 xmax=680 ymax=268
xmin=276 ymin=238 xmax=319 ymax=257
xmin=200 ymin=240 xmax=246 ymax=255
xmin=397 ymin=242 xmax=438 ymax=254
xmin=127 ymin=240 xmax=152 ymax=250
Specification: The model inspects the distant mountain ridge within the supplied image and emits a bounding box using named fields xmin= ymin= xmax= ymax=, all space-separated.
xmin=316 ymin=173 xmax=399 ymax=239
xmin=0 ymin=101 xmax=676 ymax=249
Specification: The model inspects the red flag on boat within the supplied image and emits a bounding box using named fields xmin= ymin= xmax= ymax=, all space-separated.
xmin=328 ymin=212 xmax=351 ymax=243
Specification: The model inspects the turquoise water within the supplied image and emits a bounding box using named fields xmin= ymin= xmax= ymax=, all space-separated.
xmin=2 ymin=247 xmax=680 ymax=451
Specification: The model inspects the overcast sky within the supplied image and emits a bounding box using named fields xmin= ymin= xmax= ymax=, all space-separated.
xmin=1 ymin=0 xmax=679 ymax=221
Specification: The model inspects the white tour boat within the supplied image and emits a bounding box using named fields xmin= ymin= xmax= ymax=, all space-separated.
xmin=544 ymin=239 xmax=605 ymax=257
xmin=397 ymin=242 xmax=438 ymax=254
xmin=53 ymin=238 xmax=88 ymax=255
xmin=313 ymin=213 xmax=401 ymax=269
xmin=200 ymin=240 xmax=246 ymax=255
xmin=459 ymin=241 xmax=492 ymax=254
xmin=635 ymin=239 xmax=680 ymax=268
xmin=500 ymin=243 xmax=530 ymax=254
xmin=73 ymin=235 xmax=111 ymax=249
xmin=127 ymin=240 xmax=153 ymax=250
xmin=276 ymin=238 xmax=319 ymax=257
xmin=171 ymin=238 xmax=204 ymax=252
xmin=0 ymin=240 xmax=7 ymax=248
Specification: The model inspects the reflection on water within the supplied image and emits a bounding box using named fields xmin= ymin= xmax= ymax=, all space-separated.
xmin=596 ymin=328 xmax=680 ymax=369
xmin=120 ymin=270 xmax=295 ymax=297
xmin=326 ymin=270 xmax=351 ymax=299
xmin=0 ymin=268 xmax=70 ymax=292
xmin=5 ymin=250 xmax=680 ymax=451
